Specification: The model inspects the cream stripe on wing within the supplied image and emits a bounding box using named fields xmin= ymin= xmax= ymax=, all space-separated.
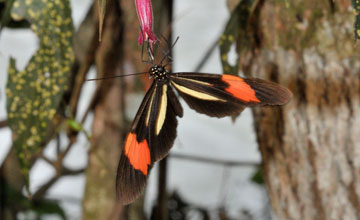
xmin=156 ymin=84 xmax=167 ymax=135
xmin=145 ymin=86 xmax=156 ymax=127
xmin=171 ymin=82 xmax=225 ymax=102
xmin=175 ymin=77 xmax=212 ymax=86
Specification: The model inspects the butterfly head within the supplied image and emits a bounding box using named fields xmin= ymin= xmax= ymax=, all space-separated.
xmin=150 ymin=64 xmax=168 ymax=81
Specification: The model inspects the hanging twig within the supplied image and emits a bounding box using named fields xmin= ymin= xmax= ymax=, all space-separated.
xmin=32 ymin=166 xmax=85 ymax=200
xmin=69 ymin=28 xmax=100 ymax=118
xmin=156 ymin=157 xmax=168 ymax=220
xmin=169 ymin=153 xmax=260 ymax=167
xmin=152 ymin=0 xmax=174 ymax=219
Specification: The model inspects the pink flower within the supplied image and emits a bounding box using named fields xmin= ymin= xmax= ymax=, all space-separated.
xmin=135 ymin=0 xmax=158 ymax=48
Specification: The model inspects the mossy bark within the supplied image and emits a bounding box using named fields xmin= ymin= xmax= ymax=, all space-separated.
xmin=244 ymin=1 xmax=360 ymax=219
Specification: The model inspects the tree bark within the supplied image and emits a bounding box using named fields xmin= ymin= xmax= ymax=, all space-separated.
xmin=0 ymin=149 xmax=24 ymax=220
xmin=82 ymin=0 xmax=126 ymax=219
xmin=245 ymin=1 xmax=360 ymax=219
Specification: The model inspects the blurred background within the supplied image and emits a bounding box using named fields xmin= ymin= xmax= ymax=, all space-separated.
xmin=1 ymin=0 xmax=267 ymax=219
xmin=1 ymin=0 xmax=359 ymax=220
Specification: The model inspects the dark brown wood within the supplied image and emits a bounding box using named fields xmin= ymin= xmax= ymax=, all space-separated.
xmin=0 ymin=120 xmax=8 ymax=128
xmin=153 ymin=158 xmax=169 ymax=220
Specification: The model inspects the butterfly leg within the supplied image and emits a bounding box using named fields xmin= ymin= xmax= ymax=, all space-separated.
xmin=139 ymin=27 xmax=156 ymax=64
xmin=159 ymin=35 xmax=180 ymax=66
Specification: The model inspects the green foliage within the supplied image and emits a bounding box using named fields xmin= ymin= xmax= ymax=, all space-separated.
xmin=0 ymin=0 xmax=30 ymax=29
xmin=98 ymin=0 xmax=106 ymax=41
xmin=0 ymin=0 xmax=15 ymax=29
xmin=6 ymin=0 xmax=74 ymax=190
xmin=251 ymin=166 xmax=264 ymax=184
xmin=0 ymin=0 xmax=30 ymax=31
xmin=67 ymin=119 xmax=82 ymax=132
xmin=219 ymin=0 xmax=257 ymax=75
xmin=2 ymin=181 xmax=66 ymax=219
xmin=29 ymin=200 xmax=67 ymax=220
xmin=67 ymin=119 xmax=91 ymax=139
xmin=352 ymin=0 xmax=360 ymax=39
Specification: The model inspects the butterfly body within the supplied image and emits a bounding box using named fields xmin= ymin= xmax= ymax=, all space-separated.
xmin=116 ymin=63 xmax=292 ymax=204
xmin=150 ymin=64 xmax=169 ymax=81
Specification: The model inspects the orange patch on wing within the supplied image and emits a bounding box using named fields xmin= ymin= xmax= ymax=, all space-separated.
xmin=222 ymin=75 xmax=260 ymax=103
xmin=124 ymin=133 xmax=151 ymax=175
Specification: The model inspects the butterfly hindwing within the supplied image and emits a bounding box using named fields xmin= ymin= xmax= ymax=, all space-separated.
xmin=116 ymin=81 xmax=182 ymax=204
xmin=169 ymin=73 xmax=292 ymax=117
xmin=146 ymin=83 xmax=182 ymax=162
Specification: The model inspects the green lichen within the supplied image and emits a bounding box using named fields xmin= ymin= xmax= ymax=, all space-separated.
xmin=352 ymin=0 xmax=360 ymax=39
xmin=219 ymin=0 xmax=257 ymax=75
xmin=6 ymin=0 xmax=74 ymax=190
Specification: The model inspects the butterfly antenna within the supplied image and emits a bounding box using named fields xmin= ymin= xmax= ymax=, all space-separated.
xmin=159 ymin=34 xmax=172 ymax=65
xmin=86 ymin=71 xmax=148 ymax=81
xmin=159 ymin=33 xmax=171 ymax=53
xmin=163 ymin=61 xmax=173 ymax=68
xmin=171 ymin=36 xmax=180 ymax=48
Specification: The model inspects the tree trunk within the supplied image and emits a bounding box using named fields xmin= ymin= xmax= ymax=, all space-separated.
xmin=245 ymin=1 xmax=360 ymax=219
xmin=82 ymin=0 xmax=126 ymax=219
xmin=0 ymin=149 xmax=24 ymax=220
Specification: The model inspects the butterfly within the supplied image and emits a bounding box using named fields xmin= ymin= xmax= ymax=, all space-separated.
xmin=115 ymin=46 xmax=292 ymax=204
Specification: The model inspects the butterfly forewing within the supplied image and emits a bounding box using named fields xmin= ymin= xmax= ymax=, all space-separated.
xmin=147 ymin=83 xmax=182 ymax=162
xmin=169 ymin=72 xmax=292 ymax=117
xmin=240 ymin=78 xmax=292 ymax=105
xmin=116 ymin=81 xmax=182 ymax=204
xmin=116 ymin=82 xmax=155 ymax=204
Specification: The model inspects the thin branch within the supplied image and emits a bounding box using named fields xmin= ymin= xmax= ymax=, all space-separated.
xmin=169 ymin=153 xmax=260 ymax=167
xmin=39 ymin=155 xmax=54 ymax=166
xmin=80 ymin=85 xmax=98 ymax=124
xmin=60 ymin=140 xmax=75 ymax=158
xmin=156 ymin=158 xmax=168 ymax=220
xmin=32 ymin=166 xmax=85 ymax=200
xmin=33 ymin=137 xmax=78 ymax=200
xmin=194 ymin=37 xmax=219 ymax=72
xmin=41 ymin=195 xmax=82 ymax=204
xmin=69 ymin=28 xmax=99 ymax=118
xmin=62 ymin=167 xmax=86 ymax=176
xmin=0 ymin=120 xmax=8 ymax=128
xmin=31 ymin=176 xmax=59 ymax=200
xmin=56 ymin=134 xmax=61 ymax=156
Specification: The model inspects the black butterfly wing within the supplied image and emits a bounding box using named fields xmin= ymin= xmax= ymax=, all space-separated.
xmin=148 ymin=83 xmax=183 ymax=161
xmin=116 ymin=81 xmax=183 ymax=204
xmin=169 ymin=73 xmax=292 ymax=117
xmin=116 ymin=71 xmax=292 ymax=204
